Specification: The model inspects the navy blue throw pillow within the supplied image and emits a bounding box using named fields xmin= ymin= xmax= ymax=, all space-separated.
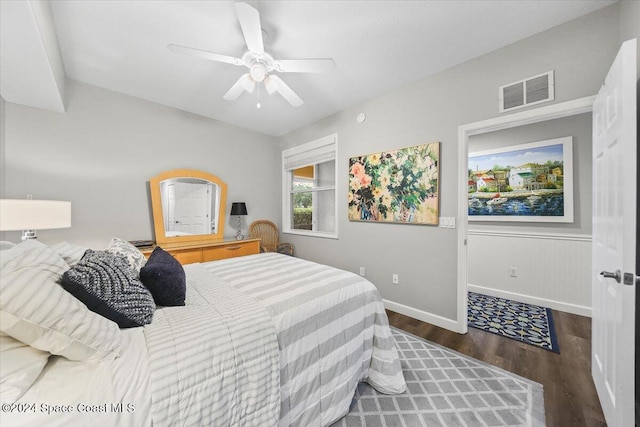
xmin=61 ymin=250 xmax=156 ymax=328
xmin=139 ymin=247 xmax=186 ymax=307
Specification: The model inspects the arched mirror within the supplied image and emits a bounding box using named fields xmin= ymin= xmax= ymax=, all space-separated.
xmin=150 ymin=169 xmax=227 ymax=245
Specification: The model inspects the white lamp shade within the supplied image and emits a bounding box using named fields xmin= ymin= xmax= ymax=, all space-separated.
xmin=0 ymin=199 xmax=71 ymax=231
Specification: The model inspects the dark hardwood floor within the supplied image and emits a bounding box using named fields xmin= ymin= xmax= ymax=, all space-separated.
xmin=386 ymin=309 xmax=606 ymax=427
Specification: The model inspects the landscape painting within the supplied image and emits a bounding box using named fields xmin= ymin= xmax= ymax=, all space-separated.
xmin=348 ymin=142 xmax=440 ymax=225
xmin=468 ymin=136 xmax=573 ymax=222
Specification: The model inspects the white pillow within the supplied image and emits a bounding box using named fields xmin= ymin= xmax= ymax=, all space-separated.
xmin=0 ymin=332 xmax=49 ymax=404
xmin=50 ymin=241 xmax=89 ymax=267
xmin=0 ymin=244 xmax=122 ymax=362
xmin=106 ymin=237 xmax=146 ymax=274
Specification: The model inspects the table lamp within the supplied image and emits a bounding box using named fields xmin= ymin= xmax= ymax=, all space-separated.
xmin=0 ymin=199 xmax=72 ymax=240
xmin=230 ymin=202 xmax=247 ymax=240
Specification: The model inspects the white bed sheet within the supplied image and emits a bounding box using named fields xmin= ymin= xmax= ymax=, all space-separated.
xmin=1 ymin=328 xmax=152 ymax=427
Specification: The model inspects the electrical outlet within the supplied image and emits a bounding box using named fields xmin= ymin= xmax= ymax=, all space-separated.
xmin=392 ymin=274 xmax=399 ymax=285
xmin=509 ymin=267 xmax=518 ymax=277
xmin=359 ymin=267 xmax=365 ymax=276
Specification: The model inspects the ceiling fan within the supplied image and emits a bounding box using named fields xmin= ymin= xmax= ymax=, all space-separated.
xmin=168 ymin=1 xmax=335 ymax=107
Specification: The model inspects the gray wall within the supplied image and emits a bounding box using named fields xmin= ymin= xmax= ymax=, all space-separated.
xmin=3 ymin=80 xmax=280 ymax=248
xmin=620 ymin=0 xmax=640 ymax=75
xmin=277 ymin=5 xmax=621 ymax=321
xmin=1 ymin=96 xmax=5 ymax=199
xmin=0 ymin=97 xmax=5 ymax=242
xmin=468 ymin=113 xmax=593 ymax=235
xmin=0 ymin=96 xmax=5 ymax=243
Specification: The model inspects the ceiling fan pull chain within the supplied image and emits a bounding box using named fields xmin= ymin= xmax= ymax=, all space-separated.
xmin=256 ymin=83 xmax=262 ymax=109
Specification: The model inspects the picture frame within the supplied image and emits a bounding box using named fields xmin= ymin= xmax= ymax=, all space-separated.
xmin=468 ymin=136 xmax=573 ymax=222
xmin=348 ymin=142 xmax=440 ymax=225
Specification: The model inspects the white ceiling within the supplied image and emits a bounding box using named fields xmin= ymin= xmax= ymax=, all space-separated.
xmin=1 ymin=0 xmax=617 ymax=137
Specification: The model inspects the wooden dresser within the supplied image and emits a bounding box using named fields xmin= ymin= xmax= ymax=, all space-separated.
xmin=140 ymin=238 xmax=260 ymax=265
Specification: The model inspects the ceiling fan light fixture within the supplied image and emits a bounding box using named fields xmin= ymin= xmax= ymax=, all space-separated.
xmin=250 ymin=64 xmax=266 ymax=82
xmin=168 ymin=2 xmax=334 ymax=108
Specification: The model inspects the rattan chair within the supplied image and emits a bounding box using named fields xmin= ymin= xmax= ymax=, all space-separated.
xmin=249 ymin=220 xmax=294 ymax=256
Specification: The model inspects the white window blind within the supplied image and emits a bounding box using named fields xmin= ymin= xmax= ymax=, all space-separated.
xmin=283 ymin=138 xmax=336 ymax=171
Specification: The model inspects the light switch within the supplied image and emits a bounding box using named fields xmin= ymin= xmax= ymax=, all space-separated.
xmin=438 ymin=217 xmax=456 ymax=229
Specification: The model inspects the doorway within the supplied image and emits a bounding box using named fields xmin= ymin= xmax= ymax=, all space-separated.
xmin=466 ymin=113 xmax=593 ymax=317
xmin=456 ymin=96 xmax=596 ymax=333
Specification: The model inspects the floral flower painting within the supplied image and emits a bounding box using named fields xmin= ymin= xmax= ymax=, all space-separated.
xmin=348 ymin=142 xmax=440 ymax=225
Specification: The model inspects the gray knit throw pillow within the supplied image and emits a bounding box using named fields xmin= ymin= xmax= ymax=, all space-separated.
xmin=61 ymin=250 xmax=155 ymax=328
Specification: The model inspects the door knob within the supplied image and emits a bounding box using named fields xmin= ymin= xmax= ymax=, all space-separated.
xmin=600 ymin=269 xmax=622 ymax=283
xmin=623 ymin=272 xmax=639 ymax=286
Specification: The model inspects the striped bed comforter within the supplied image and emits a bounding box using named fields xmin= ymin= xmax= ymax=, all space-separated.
xmin=143 ymin=263 xmax=281 ymax=427
xmin=2 ymin=250 xmax=404 ymax=427
xmin=202 ymin=252 xmax=406 ymax=427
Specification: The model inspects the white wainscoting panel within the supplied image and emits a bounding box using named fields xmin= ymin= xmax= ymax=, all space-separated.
xmin=467 ymin=230 xmax=592 ymax=317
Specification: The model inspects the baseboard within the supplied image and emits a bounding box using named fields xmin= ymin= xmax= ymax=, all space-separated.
xmin=467 ymin=284 xmax=592 ymax=317
xmin=383 ymin=299 xmax=465 ymax=333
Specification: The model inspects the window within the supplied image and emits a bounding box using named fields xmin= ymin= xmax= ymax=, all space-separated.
xmin=282 ymin=134 xmax=337 ymax=238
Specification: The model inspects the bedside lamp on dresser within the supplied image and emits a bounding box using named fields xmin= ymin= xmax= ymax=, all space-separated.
xmin=230 ymin=202 xmax=248 ymax=240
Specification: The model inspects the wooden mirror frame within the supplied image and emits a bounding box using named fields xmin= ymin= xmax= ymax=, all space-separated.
xmin=150 ymin=169 xmax=228 ymax=246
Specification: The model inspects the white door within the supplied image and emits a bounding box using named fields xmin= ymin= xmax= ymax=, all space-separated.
xmin=592 ymin=38 xmax=637 ymax=427
xmin=166 ymin=182 xmax=177 ymax=232
xmin=173 ymin=182 xmax=210 ymax=234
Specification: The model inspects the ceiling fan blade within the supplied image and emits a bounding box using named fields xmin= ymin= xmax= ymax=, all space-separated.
xmin=167 ymin=44 xmax=243 ymax=66
xmin=240 ymin=74 xmax=256 ymax=93
xmin=264 ymin=75 xmax=278 ymax=94
xmin=268 ymin=75 xmax=303 ymax=107
xmin=234 ymin=2 xmax=264 ymax=54
xmin=223 ymin=74 xmax=255 ymax=100
xmin=275 ymin=58 xmax=336 ymax=73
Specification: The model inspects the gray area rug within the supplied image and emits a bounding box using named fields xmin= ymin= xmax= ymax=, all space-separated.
xmin=331 ymin=328 xmax=545 ymax=427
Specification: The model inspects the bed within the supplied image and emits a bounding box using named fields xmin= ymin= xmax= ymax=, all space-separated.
xmin=0 ymin=241 xmax=406 ymax=427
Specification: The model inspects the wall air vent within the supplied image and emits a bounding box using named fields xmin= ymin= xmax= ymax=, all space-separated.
xmin=499 ymin=71 xmax=554 ymax=113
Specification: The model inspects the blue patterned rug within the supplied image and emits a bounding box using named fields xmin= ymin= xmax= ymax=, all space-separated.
xmin=467 ymin=292 xmax=560 ymax=353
